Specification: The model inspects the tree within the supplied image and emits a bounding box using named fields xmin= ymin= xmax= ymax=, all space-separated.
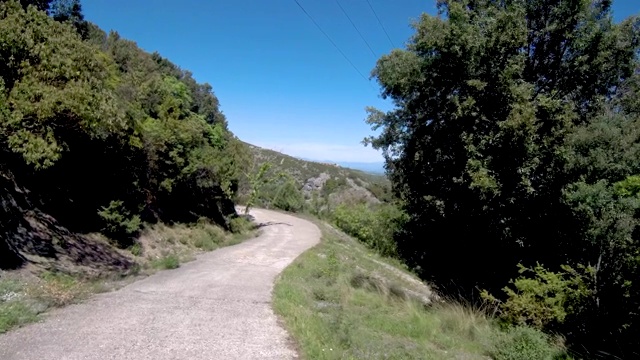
xmin=49 ymin=0 xmax=88 ymax=38
xmin=365 ymin=0 xmax=639 ymax=354
xmin=243 ymin=163 xmax=272 ymax=215
xmin=0 ymin=0 xmax=51 ymax=12
xmin=0 ymin=0 xmax=249 ymax=241
xmin=271 ymin=178 xmax=305 ymax=213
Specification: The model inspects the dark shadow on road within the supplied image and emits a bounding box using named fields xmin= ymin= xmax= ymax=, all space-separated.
xmin=256 ymin=221 xmax=293 ymax=228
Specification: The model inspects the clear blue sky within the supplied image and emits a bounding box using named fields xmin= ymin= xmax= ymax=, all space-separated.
xmin=82 ymin=0 xmax=639 ymax=163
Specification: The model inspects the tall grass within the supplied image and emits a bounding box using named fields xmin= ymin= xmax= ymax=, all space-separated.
xmin=273 ymin=222 xmax=569 ymax=359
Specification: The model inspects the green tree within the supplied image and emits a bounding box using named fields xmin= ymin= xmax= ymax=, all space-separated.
xmin=0 ymin=0 xmax=51 ymax=12
xmin=271 ymin=179 xmax=305 ymax=213
xmin=365 ymin=0 xmax=639 ymax=354
xmin=49 ymin=0 xmax=88 ymax=38
xmin=243 ymin=162 xmax=273 ymax=214
xmin=0 ymin=0 xmax=249 ymax=244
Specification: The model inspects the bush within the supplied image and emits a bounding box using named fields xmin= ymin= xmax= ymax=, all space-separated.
xmin=228 ymin=216 xmax=253 ymax=234
xmin=486 ymin=264 xmax=593 ymax=330
xmin=332 ymin=203 xmax=406 ymax=257
xmin=97 ymin=200 xmax=142 ymax=244
xmin=190 ymin=221 xmax=226 ymax=250
xmin=491 ymin=326 xmax=567 ymax=360
xmin=271 ymin=180 xmax=305 ymax=212
xmin=151 ymin=254 xmax=180 ymax=270
xmin=322 ymin=177 xmax=347 ymax=197
xmin=29 ymin=272 xmax=88 ymax=307
xmin=128 ymin=242 xmax=143 ymax=256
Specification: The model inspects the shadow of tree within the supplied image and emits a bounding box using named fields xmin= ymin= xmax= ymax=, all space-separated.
xmin=1 ymin=173 xmax=133 ymax=274
xmin=256 ymin=221 xmax=293 ymax=228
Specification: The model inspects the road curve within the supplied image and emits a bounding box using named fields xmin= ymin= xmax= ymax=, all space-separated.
xmin=0 ymin=208 xmax=321 ymax=360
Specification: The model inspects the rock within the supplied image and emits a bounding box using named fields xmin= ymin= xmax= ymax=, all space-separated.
xmin=302 ymin=172 xmax=331 ymax=194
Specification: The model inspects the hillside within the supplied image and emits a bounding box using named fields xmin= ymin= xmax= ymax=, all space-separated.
xmin=238 ymin=142 xmax=391 ymax=213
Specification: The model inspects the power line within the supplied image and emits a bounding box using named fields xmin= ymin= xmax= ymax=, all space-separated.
xmin=335 ymin=0 xmax=377 ymax=58
xmin=293 ymin=0 xmax=371 ymax=84
xmin=365 ymin=0 xmax=395 ymax=48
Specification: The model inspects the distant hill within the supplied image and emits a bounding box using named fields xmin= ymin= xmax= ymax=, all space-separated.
xmin=239 ymin=143 xmax=392 ymax=211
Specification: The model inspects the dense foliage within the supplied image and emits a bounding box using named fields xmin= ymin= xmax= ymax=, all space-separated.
xmin=333 ymin=203 xmax=405 ymax=258
xmin=0 ymin=1 xmax=249 ymax=254
xmin=366 ymin=0 xmax=640 ymax=356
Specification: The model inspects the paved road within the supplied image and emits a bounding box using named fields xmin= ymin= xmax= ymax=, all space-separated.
xmin=0 ymin=209 xmax=321 ymax=360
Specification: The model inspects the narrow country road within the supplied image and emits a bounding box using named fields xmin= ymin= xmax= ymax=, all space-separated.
xmin=0 ymin=209 xmax=321 ymax=360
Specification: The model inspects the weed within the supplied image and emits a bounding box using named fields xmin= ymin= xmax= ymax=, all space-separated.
xmin=129 ymin=242 xmax=143 ymax=256
xmin=0 ymin=301 xmax=38 ymax=333
xmin=229 ymin=216 xmax=253 ymax=233
xmin=490 ymin=326 xmax=567 ymax=360
xmin=150 ymin=255 xmax=180 ymax=270
xmin=29 ymin=272 xmax=88 ymax=307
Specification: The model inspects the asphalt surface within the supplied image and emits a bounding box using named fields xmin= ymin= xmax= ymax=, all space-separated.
xmin=0 ymin=208 xmax=321 ymax=360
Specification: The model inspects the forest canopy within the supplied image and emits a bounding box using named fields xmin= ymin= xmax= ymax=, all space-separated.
xmin=0 ymin=0 xmax=249 ymax=258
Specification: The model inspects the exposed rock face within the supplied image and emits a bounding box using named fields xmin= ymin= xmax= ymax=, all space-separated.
xmin=328 ymin=178 xmax=381 ymax=206
xmin=0 ymin=173 xmax=27 ymax=269
xmin=0 ymin=169 xmax=133 ymax=274
xmin=302 ymin=172 xmax=331 ymax=195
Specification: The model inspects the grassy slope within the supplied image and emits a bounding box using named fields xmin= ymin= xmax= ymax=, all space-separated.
xmin=273 ymin=220 xmax=569 ymax=360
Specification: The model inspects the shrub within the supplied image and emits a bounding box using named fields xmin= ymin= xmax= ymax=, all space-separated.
xmin=322 ymin=177 xmax=347 ymax=197
xmin=332 ymin=203 xmax=406 ymax=257
xmin=189 ymin=222 xmax=225 ymax=251
xmin=487 ymin=264 xmax=593 ymax=330
xmin=98 ymin=200 xmax=142 ymax=244
xmin=151 ymin=254 xmax=180 ymax=270
xmin=29 ymin=272 xmax=88 ymax=307
xmin=271 ymin=180 xmax=305 ymax=212
xmin=129 ymin=242 xmax=143 ymax=256
xmin=228 ymin=216 xmax=253 ymax=234
xmin=613 ymin=175 xmax=640 ymax=197
xmin=490 ymin=326 xmax=567 ymax=360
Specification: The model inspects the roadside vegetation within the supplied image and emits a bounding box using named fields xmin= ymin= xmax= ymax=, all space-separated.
xmin=278 ymin=1 xmax=640 ymax=358
xmin=0 ymin=0 xmax=257 ymax=333
xmin=332 ymin=0 xmax=639 ymax=358
xmin=0 ymin=215 xmax=256 ymax=333
xmin=0 ymin=271 xmax=114 ymax=333
xmin=274 ymin=222 xmax=569 ymax=360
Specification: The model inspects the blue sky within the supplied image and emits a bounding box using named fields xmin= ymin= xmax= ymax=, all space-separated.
xmin=82 ymin=0 xmax=639 ymax=163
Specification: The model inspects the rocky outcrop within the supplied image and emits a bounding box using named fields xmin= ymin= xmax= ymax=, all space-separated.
xmin=302 ymin=172 xmax=331 ymax=195
xmin=0 ymin=169 xmax=133 ymax=274
xmin=328 ymin=178 xmax=381 ymax=206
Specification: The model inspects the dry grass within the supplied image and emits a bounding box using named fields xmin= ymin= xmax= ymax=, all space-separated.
xmin=137 ymin=218 xmax=256 ymax=273
xmin=0 ymin=271 xmax=103 ymax=333
xmin=0 ymin=216 xmax=257 ymax=334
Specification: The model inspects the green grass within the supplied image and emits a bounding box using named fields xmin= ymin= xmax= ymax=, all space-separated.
xmin=150 ymin=254 xmax=180 ymax=270
xmin=0 ymin=278 xmax=36 ymax=333
xmin=273 ymin=222 xmax=569 ymax=360
xmin=0 ymin=272 xmax=95 ymax=333
xmin=0 ymin=301 xmax=38 ymax=333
